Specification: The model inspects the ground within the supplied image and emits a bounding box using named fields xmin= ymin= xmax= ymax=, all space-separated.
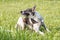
xmin=0 ymin=0 xmax=60 ymax=40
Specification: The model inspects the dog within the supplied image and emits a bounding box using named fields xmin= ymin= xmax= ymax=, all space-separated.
xmin=15 ymin=6 xmax=50 ymax=35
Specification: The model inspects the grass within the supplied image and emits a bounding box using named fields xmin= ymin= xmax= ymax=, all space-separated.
xmin=0 ymin=0 xmax=60 ymax=40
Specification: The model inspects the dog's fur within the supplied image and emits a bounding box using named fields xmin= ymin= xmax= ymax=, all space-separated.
xmin=15 ymin=6 xmax=50 ymax=35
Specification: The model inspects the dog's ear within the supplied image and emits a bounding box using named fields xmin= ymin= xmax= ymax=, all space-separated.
xmin=32 ymin=5 xmax=36 ymax=12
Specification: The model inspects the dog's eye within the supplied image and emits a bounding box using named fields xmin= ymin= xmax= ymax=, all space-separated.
xmin=24 ymin=11 xmax=26 ymax=12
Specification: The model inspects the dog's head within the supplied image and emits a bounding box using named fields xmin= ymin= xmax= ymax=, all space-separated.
xmin=20 ymin=6 xmax=36 ymax=16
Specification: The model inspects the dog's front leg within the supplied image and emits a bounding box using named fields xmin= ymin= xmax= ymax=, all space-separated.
xmin=33 ymin=23 xmax=44 ymax=35
xmin=15 ymin=17 xmax=25 ymax=30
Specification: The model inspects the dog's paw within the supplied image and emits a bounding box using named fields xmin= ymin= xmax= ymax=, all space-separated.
xmin=39 ymin=31 xmax=44 ymax=36
xmin=46 ymin=29 xmax=51 ymax=33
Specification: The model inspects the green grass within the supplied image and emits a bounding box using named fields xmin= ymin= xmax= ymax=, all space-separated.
xmin=0 ymin=0 xmax=60 ymax=40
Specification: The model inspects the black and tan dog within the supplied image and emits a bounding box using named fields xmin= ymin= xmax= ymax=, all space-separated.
xmin=15 ymin=6 xmax=50 ymax=35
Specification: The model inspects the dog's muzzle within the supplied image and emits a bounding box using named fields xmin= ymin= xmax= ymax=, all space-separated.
xmin=21 ymin=11 xmax=30 ymax=16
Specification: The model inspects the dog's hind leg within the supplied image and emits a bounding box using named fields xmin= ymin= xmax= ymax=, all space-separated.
xmin=41 ymin=22 xmax=50 ymax=32
xmin=33 ymin=23 xmax=44 ymax=35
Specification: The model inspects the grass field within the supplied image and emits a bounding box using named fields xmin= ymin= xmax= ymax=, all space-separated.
xmin=0 ymin=0 xmax=60 ymax=40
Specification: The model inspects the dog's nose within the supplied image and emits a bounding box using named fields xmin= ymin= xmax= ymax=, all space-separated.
xmin=20 ymin=11 xmax=25 ymax=15
xmin=20 ymin=11 xmax=23 ymax=13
